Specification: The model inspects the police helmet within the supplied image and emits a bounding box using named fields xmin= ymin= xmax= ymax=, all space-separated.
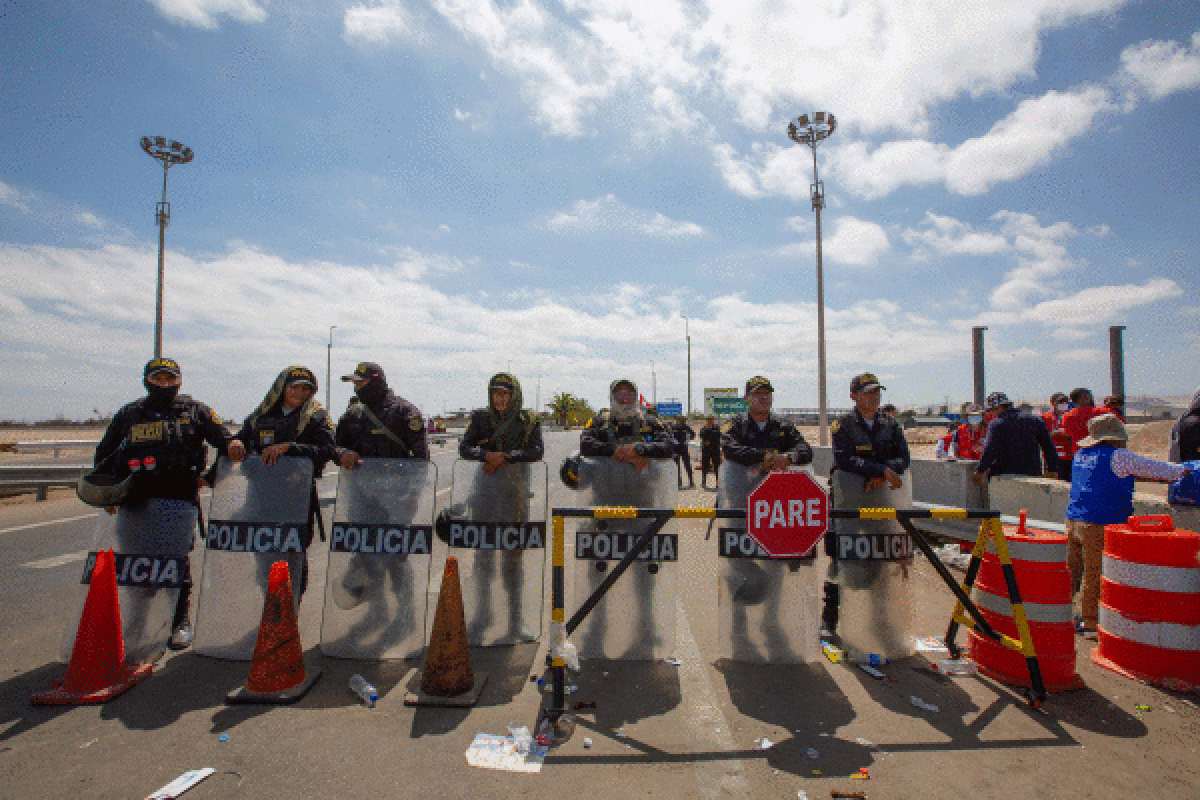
xmin=76 ymin=470 xmax=134 ymax=508
xmin=560 ymin=453 xmax=582 ymax=490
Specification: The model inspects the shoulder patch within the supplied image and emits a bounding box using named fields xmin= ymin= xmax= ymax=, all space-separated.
xmin=409 ymin=417 xmax=422 ymax=432
xmin=831 ymin=419 xmax=841 ymax=435
xmin=210 ymin=411 xmax=222 ymax=425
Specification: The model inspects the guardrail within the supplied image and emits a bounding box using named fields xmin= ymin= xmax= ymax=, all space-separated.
xmin=3 ymin=440 xmax=101 ymax=458
xmin=0 ymin=465 xmax=90 ymax=501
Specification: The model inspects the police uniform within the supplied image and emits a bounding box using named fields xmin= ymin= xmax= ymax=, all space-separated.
xmin=93 ymin=358 xmax=231 ymax=647
xmin=334 ymin=362 xmax=429 ymax=460
xmin=721 ymin=414 xmax=814 ymax=468
xmin=823 ymin=372 xmax=911 ymax=634
xmin=459 ymin=373 xmax=544 ymax=464
xmin=672 ymin=418 xmax=696 ymax=488
xmin=699 ymin=421 xmax=723 ymax=488
xmin=579 ymin=410 xmax=676 ymax=459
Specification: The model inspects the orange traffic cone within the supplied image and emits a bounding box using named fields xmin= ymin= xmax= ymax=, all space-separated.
xmin=227 ymin=560 xmax=321 ymax=704
xmin=32 ymin=549 xmax=153 ymax=705
xmin=405 ymin=557 xmax=486 ymax=706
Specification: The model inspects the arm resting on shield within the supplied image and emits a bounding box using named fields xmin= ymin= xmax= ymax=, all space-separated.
xmin=784 ymin=423 xmax=814 ymax=466
xmin=94 ymin=406 xmax=135 ymax=468
xmin=884 ymin=418 xmax=911 ymax=475
xmin=720 ymin=417 xmax=765 ymax=466
xmin=639 ymin=419 xmax=678 ymax=459
xmin=506 ymin=417 xmax=544 ymax=463
xmin=831 ymin=417 xmax=887 ymax=479
xmin=580 ymin=416 xmax=617 ymax=457
xmin=458 ymin=411 xmax=490 ymax=461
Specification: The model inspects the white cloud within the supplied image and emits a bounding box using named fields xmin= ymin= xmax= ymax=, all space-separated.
xmin=0 ymin=180 xmax=32 ymax=213
xmin=1023 ymin=278 xmax=1183 ymax=328
xmin=1119 ymin=31 xmax=1200 ymax=100
xmin=148 ymin=0 xmax=266 ymax=29
xmin=344 ymin=3 xmax=419 ymax=44
xmin=902 ymin=212 xmax=1009 ymax=259
xmin=546 ymin=194 xmax=705 ymax=236
xmin=804 ymin=216 xmax=891 ymax=267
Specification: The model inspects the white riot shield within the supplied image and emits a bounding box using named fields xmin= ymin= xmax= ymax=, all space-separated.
xmin=446 ymin=460 xmax=548 ymax=646
xmin=194 ymin=457 xmax=314 ymax=660
xmin=571 ymin=457 xmax=679 ymax=660
xmin=830 ymin=470 xmax=915 ymax=660
xmin=60 ymin=498 xmax=196 ymax=665
xmin=320 ymin=459 xmax=436 ymax=660
xmin=716 ymin=462 xmax=820 ymax=664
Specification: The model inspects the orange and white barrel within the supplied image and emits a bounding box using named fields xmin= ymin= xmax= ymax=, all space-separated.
xmin=1092 ymin=515 xmax=1200 ymax=692
xmin=968 ymin=523 xmax=1082 ymax=691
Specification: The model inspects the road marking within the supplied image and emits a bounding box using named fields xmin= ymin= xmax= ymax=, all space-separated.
xmin=675 ymin=599 xmax=750 ymax=798
xmin=0 ymin=513 xmax=97 ymax=536
xmin=23 ymin=550 xmax=89 ymax=569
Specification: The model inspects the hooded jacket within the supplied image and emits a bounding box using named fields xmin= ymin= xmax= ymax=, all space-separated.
xmin=459 ymin=373 xmax=544 ymax=462
xmin=234 ymin=366 xmax=336 ymax=475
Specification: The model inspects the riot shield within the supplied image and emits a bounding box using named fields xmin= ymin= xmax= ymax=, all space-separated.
xmin=571 ymin=457 xmax=679 ymax=660
xmin=446 ymin=460 xmax=548 ymax=646
xmin=194 ymin=457 xmax=314 ymax=660
xmin=320 ymin=459 xmax=436 ymax=660
xmin=60 ymin=498 xmax=196 ymax=665
xmin=715 ymin=462 xmax=819 ymax=664
xmin=830 ymin=470 xmax=915 ymax=659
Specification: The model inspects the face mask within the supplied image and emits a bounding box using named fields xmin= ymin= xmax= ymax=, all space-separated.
xmin=967 ymin=415 xmax=982 ymax=426
xmin=1055 ymin=402 xmax=1068 ymax=412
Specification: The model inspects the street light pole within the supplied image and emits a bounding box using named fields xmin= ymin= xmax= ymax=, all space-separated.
xmin=683 ymin=316 xmax=691 ymax=418
xmin=326 ymin=325 xmax=337 ymax=411
xmin=140 ymin=137 xmax=194 ymax=359
xmin=788 ymin=113 xmax=837 ymax=446
xmin=651 ymin=360 xmax=656 ymax=406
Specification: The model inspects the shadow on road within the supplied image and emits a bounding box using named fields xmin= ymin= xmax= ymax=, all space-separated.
xmin=0 ymin=663 xmax=79 ymax=742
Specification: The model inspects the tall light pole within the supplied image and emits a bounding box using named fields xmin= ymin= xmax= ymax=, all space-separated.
xmin=651 ymin=360 xmax=656 ymax=406
xmin=788 ymin=112 xmax=837 ymax=446
xmin=683 ymin=316 xmax=691 ymax=418
xmin=326 ymin=325 xmax=338 ymax=410
xmin=140 ymin=136 xmax=193 ymax=359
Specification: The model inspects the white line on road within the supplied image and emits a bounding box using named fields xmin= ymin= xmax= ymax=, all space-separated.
xmin=23 ymin=550 xmax=90 ymax=569
xmin=675 ymin=599 xmax=750 ymax=798
xmin=0 ymin=513 xmax=97 ymax=536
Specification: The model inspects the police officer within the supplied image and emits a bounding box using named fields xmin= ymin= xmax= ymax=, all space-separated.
xmin=721 ymin=376 xmax=813 ymax=471
xmin=459 ymin=372 xmax=544 ymax=468
xmin=93 ymin=358 xmax=232 ymax=650
xmin=672 ymin=416 xmax=697 ymax=489
xmin=457 ymin=372 xmax=544 ymax=642
xmin=225 ymin=365 xmax=336 ymax=598
xmin=823 ymin=371 xmax=910 ymax=635
xmin=580 ymin=379 xmax=676 ymax=463
xmin=699 ymin=416 xmax=723 ymax=489
xmin=335 ymin=362 xmax=429 ymax=464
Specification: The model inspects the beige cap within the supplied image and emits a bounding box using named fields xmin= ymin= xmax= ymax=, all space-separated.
xmin=1078 ymin=413 xmax=1128 ymax=448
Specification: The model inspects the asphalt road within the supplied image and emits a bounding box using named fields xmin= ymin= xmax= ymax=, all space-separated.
xmin=0 ymin=432 xmax=1197 ymax=799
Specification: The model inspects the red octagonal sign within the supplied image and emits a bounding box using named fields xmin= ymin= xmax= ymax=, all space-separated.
xmin=746 ymin=471 xmax=829 ymax=558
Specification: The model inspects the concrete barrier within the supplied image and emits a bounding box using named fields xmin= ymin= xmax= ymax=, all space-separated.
xmin=808 ymin=447 xmax=1200 ymax=536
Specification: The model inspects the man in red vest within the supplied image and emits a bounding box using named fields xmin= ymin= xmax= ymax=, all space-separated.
xmin=951 ymin=404 xmax=987 ymax=460
xmin=1042 ymin=391 xmax=1073 ymax=480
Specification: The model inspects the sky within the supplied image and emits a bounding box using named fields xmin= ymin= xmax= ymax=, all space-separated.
xmin=2 ymin=0 xmax=1199 ymax=423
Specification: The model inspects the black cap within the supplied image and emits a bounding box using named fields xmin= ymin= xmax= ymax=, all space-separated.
xmin=144 ymin=358 xmax=181 ymax=379
xmin=341 ymin=362 xmax=385 ymax=382
xmin=850 ymin=372 xmax=884 ymax=393
xmin=1051 ymin=392 xmax=1068 ymax=403
xmin=745 ymin=376 xmax=773 ymax=394
xmin=284 ymin=366 xmax=317 ymax=389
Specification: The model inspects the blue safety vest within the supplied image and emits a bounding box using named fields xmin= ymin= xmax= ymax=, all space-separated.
xmin=1066 ymin=444 xmax=1135 ymax=525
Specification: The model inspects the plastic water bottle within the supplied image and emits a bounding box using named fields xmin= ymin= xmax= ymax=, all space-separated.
xmin=848 ymin=652 xmax=890 ymax=666
xmin=348 ymin=674 xmax=378 ymax=708
xmin=931 ymin=659 xmax=977 ymax=676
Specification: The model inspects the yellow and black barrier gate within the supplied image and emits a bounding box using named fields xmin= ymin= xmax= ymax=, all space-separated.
xmin=539 ymin=505 xmax=1045 ymax=742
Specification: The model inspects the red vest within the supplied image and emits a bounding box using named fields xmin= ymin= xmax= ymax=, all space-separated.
xmin=954 ymin=423 xmax=985 ymax=460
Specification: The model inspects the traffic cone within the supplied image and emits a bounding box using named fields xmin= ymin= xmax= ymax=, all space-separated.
xmin=227 ymin=560 xmax=321 ymax=704
xmin=32 ymin=549 xmax=153 ymax=705
xmin=405 ymin=557 xmax=486 ymax=706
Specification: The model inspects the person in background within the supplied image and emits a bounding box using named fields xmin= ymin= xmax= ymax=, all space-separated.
xmin=950 ymin=403 xmax=987 ymax=460
xmin=699 ymin=416 xmax=723 ymax=490
xmin=1102 ymin=395 xmax=1126 ymax=421
xmin=1062 ymin=387 xmax=1106 ymax=453
xmin=880 ymin=404 xmax=897 ymax=418
xmin=672 ymin=415 xmax=696 ymax=489
xmin=1169 ymin=387 xmax=1200 ymax=463
xmin=973 ymin=391 xmax=1058 ymax=483
xmin=1042 ymin=392 xmax=1073 ymax=481
xmin=934 ymin=422 xmax=957 ymax=461
xmin=1065 ymin=414 xmax=1190 ymax=633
